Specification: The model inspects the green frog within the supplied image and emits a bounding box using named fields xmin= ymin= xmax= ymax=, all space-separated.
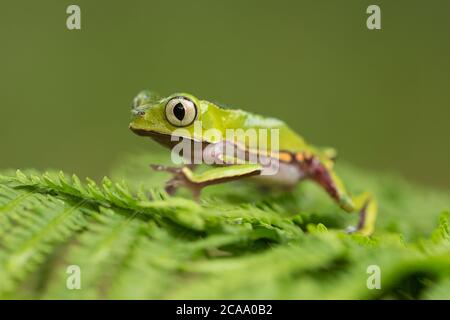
xmin=129 ymin=91 xmax=377 ymax=235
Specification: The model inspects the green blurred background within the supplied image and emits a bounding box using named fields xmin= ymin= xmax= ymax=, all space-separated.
xmin=0 ymin=0 xmax=449 ymax=188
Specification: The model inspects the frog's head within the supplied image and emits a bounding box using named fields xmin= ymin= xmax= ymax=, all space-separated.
xmin=129 ymin=91 xmax=204 ymax=145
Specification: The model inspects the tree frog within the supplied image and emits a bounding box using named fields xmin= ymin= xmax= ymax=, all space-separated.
xmin=129 ymin=91 xmax=377 ymax=235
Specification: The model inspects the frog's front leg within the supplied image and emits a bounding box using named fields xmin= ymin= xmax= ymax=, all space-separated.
xmin=151 ymin=164 xmax=262 ymax=200
xmin=303 ymin=157 xmax=377 ymax=236
xmin=151 ymin=141 xmax=263 ymax=199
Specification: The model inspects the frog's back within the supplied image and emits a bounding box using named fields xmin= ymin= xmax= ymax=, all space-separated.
xmin=202 ymin=100 xmax=311 ymax=153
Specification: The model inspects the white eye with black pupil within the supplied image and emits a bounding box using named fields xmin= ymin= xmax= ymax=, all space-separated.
xmin=165 ymin=97 xmax=197 ymax=127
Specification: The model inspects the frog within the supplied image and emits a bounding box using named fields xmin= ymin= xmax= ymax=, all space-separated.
xmin=129 ymin=90 xmax=377 ymax=235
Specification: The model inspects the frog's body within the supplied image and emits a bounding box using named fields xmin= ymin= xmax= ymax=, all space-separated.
xmin=130 ymin=91 xmax=377 ymax=235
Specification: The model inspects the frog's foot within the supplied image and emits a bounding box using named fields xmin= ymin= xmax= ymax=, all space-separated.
xmin=337 ymin=193 xmax=377 ymax=236
xmin=150 ymin=164 xmax=202 ymax=199
xmin=345 ymin=193 xmax=377 ymax=236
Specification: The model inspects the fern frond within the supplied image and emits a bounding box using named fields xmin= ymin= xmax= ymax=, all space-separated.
xmin=42 ymin=207 xmax=144 ymax=299
xmin=0 ymin=192 xmax=91 ymax=296
xmin=3 ymin=170 xmax=303 ymax=239
xmin=1 ymin=154 xmax=450 ymax=299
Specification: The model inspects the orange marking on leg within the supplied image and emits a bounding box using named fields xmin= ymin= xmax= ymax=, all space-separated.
xmin=278 ymin=152 xmax=293 ymax=163
xmin=295 ymin=153 xmax=304 ymax=162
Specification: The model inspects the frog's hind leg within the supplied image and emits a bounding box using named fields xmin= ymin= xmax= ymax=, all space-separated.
xmin=303 ymin=157 xmax=377 ymax=236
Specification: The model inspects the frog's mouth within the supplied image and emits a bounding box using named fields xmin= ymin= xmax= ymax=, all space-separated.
xmin=129 ymin=127 xmax=176 ymax=148
xmin=129 ymin=126 xmax=206 ymax=150
xmin=130 ymin=127 xmax=167 ymax=138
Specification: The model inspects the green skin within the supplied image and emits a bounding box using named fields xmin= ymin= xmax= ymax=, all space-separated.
xmin=129 ymin=91 xmax=377 ymax=235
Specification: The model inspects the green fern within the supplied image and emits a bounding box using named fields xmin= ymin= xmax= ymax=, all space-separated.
xmin=0 ymin=153 xmax=449 ymax=299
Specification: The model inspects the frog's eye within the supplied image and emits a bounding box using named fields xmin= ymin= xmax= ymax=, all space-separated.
xmin=165 ymin=97 xmax=197 ymax=127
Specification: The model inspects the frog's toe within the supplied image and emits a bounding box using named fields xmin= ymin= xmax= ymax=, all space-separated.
xmin=345 ymin=225 xmax=358 ymax=234
xmin=164 ymin=181 xmax=178 ymax=195
xmin=150 ymin=164 xmax=181 ymax=174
